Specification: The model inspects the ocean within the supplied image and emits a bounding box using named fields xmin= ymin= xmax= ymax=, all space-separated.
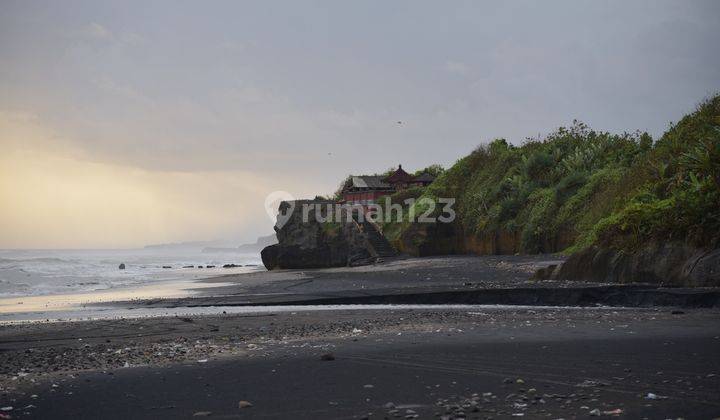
xmin=0 ymin=248 xmax=263 ymax=298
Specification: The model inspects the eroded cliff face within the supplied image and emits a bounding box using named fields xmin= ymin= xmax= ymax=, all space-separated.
xmin=261 ymin=201 xmax=373 ymax=270
xmin=534 ymin=242 xmax=720 ymax=287
xmin=393 ymin=221 xmax=575 ymax=257
xmin=393 ymin=222 xmax=461 ymax=256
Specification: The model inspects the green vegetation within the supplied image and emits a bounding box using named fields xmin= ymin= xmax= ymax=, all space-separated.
xmin=381 ymin=95 xmax=720 ymax=254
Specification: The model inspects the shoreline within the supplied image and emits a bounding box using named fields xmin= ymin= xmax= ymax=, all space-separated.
xmin=1 ymin=255 xmax=557 ymax=322
xmin=0 ymin=265 xmax=266 ymax=322
xmin=0 ymin=277 xmax=239 ymax=322
xmin=3 ymin=254 xmax=720 ymax=324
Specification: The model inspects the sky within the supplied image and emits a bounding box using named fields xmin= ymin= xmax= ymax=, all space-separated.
xmin=1 ymin=0 xmax=719 ymax=248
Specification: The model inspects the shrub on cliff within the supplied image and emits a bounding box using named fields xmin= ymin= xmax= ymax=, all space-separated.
xmin=592 ymin=95 xmax=720 ymax=250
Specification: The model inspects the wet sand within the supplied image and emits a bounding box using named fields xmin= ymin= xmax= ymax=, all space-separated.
xmin=0 ymin=279 xmax=235 ymax=316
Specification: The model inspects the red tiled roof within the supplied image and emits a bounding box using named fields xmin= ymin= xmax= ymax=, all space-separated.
xmin=384 ymin=165 xmax=414 ymax=184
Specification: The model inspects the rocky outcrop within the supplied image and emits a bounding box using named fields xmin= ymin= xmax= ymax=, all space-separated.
xmin=261 ymin=200 xmax=380 ymax=270
xmin=535 ymin=242 xmax=720 ymax=287
xmin=260 ymin=243 xmax=279 ymax=270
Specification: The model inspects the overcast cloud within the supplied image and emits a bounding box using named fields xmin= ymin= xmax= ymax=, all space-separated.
xmin=1 ymin=1 xmax=719 ymax=247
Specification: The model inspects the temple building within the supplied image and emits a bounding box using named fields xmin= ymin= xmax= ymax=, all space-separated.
xmin=341 ymin=165 xmax=436 ymax=205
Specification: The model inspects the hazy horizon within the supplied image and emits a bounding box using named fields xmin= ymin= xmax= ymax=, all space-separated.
xmin=0 ymin=238 xmax=256 ymax=251
xmin=2 ymin=0 xmax=719 ymax=248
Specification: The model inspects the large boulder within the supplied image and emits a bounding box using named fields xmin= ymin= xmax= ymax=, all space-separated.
xmin=261 ymin=200 xmax=375 ymax=270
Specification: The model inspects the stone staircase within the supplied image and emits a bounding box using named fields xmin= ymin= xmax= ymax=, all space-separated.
xmin=359 ymin=220 xmax=397 ymax=258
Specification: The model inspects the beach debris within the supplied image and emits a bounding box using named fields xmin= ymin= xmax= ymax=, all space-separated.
xmin=645 ymin=392 xmax=667 ymax=400
xmin=223 ymin=264 xmax=242 ymax=268
xmin=192 ymin=411 xmax=212 ymax=416
xmin=320 ymin=353 xmax=335 ymax=361
xmin=118 ymin=263 xmax=125 ymax=270
xmin=576 ymin=379 xmax=608 ymax=388
xmin=589 ymin=408 xmax=601 ymax=416
xmin=0 ymin=407 xmax=12 ymax=412
xmin=238 ymin=400 xmax=253 ymax=409
xmin=516 ymin=378 xmax=525 ymax=384
xmin=162 ymin=266 xmax=172 ymax=269
xmin=603 ymin=408 xmax=624 ymax=415
xmin=123 ymin=362 xmax=130 ymax=368
xmin=183 ymin=265 xmax=194 ymax=268
xmin=197 ymin=359 xmax=208 ymax=363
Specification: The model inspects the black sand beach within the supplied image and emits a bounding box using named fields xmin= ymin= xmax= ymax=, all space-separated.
xmin=1 ymin=256 xmax=719 ymax=419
